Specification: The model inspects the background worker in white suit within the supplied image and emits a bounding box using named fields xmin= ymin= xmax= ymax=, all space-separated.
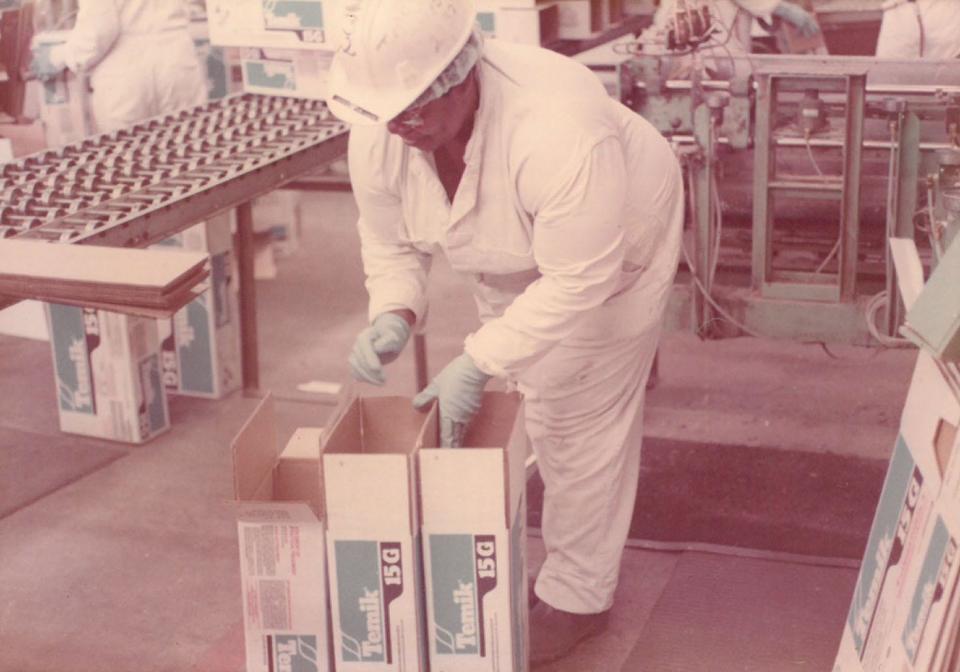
xmin=328 ymin=0 xmax=684 ymax=665
xmin=640 ymin=0 xmax=820 ymax=78
xmin=875 ymin=0 xmax=960 ymax=59
xmin=30 ymin=0 xmax=206 ymax=133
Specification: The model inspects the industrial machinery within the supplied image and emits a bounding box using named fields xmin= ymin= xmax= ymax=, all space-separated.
xmin=0 ymin=93 xmax=349 ymax=389
xmin=618 ymin=16 xmax=960 ymax=347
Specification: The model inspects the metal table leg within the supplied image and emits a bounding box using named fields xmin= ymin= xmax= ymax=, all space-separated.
xmin=236 ymin=200 xmax=260 ymax=395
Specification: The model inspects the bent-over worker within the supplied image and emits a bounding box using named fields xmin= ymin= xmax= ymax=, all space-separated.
xmin=329 ymin=0 xmax=684 ymax=665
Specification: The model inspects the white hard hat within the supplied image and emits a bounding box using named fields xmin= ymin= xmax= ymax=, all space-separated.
xmin=327 ymin=0 xmax=478 ymax=125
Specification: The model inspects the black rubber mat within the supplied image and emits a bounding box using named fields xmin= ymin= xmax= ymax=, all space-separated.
xmin=0 ymin=426 xmax=126 ymax=519
xmin=620 ymin=552 xmax=856 ymax=671
xmin=527 ymin=437 xmax=887 ymax=559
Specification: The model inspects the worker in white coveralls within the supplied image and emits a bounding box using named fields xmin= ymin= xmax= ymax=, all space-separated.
xmin=327 ymin=0 xmax=684 ymax=665
xmin=875 ymin=0 xmax=960 ymax=59
xmin=639 ymin=0 xmax=820 ymax=78
xmin=30 ymin=0 xmax=206 ymax=133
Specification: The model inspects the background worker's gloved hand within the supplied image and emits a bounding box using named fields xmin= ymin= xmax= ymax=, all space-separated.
xmin=29 ymin=43 xmax=65 ymax=80
xmin=413 ymin=353 xmax=491 ymax=447
xmin=348 ymin=312 xmax=411 ymax=385
xmin=773 ymin=1 xmax=821 ymax=37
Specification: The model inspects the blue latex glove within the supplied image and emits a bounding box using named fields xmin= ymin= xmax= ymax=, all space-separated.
xmin=413 ymin=353 xmax=491 ymax=448
xmin=348 ymin=312 xmax=411 ymax=385
xmin=773 ymin=2 xmax=820 ymax=37
xmin=30 ymin=43 xmax=65 ymax=80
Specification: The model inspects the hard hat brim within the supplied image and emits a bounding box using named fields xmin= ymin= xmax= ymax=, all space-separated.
xmin=326 ymin=13 xmax=476 ymax=126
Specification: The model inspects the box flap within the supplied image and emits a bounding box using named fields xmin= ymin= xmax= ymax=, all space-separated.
xmin=420 ymin=449 xmax=507 ymax=529
xmin=321 ymin=396 xmax=429 ymax=534
xmin=323 ymin=453 xmax=415 ymax=533
xmin=890 ymin=237 xmax=925 ymax=311
xmin=275 ymin=427 xmax=324 ymax=515
xmin=420 ymin=392 xmax=526 ymax=530
xmin=283 ymin=427 xmax=323 ymax=459
xmin=231 ymin=393 xmax=281 ymax=501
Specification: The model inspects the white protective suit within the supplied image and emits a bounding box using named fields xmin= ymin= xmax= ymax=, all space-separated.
xmin=349 ymin=39 xmax=684 ymax=613
xmin=876 ymin=0 xmax=960 ymax=59
xmin=641 ymin=0 xmax=781 ymax=78
xmin=51 ymin=0 xmax=206 ymax=133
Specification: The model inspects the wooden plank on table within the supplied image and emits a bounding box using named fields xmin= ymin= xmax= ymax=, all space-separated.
xmin=0 ymin=239 xmax=209 ymax=313
xmin=39 ymin=284 xmax=210 ymax=319
xmin=0 ymin=239 xmax=209 ymax=294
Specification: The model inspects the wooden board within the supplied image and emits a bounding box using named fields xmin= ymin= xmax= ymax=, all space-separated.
xmin=0 ymin=239 xmax=209 ymax=312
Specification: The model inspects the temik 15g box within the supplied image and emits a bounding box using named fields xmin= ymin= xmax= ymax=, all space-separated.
xmin=232 ymin=393 xmax=331 ymax=672
xmin=45 ymin=303 xmax=169 ymax=444
xmin=419 ymin=392 xmax=530 ymax=672
xmin=152 ymin=214 xmax=241 ymax=399
xmin=321 ymin=396 xmax=431 ymax=672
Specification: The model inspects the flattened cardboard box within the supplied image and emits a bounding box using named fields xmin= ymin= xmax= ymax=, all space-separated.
xmin=419 ymin=392 xmax=530 ymax=672
xmin=321 ymin=396 xmax=430 ymax=671
xmin=232 ymin=393 xmax=331 ymax=672
xmin=45 ymin=304 xmax=169 ymax=444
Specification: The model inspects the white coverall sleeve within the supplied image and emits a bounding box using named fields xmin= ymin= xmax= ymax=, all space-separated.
xmin=733 ymin=0 xmax=782 ymax=16
xmin=348 ymin=135 xmax=432 ymax=325
xmin=464 ymin=135 xmax=628 ymax=379
xmin=49 ymin=0 xmax=122 ymax=72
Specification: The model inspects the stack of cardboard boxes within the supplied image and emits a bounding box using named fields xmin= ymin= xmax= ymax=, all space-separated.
xmin=833 ymin=237 xmax=960 ymax=671
xmin=476 ymin=0 xmax=630 ymax=45
xmin=45 ymin=211 xmax=242 ymax=443
xmin=204 ymin=0 xmax=327 ymax=272
xmin=232 ymin=391 xmax=529 ymax=672
xmin=205 ymin=0 xmax=337 ymax=101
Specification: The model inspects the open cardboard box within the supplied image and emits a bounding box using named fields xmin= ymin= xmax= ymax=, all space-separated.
xmin=321 ymin=396 xmax=431 ymax=671
xmin=418 ymin=391 xmax=530 ymax=672
xmin=232 ymin=393 xmax=331 ymax=672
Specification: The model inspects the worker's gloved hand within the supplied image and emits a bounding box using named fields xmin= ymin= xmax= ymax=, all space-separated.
xmin=29 ymin=43 xmax=65 ymax=80
xmin=413 ymin=353 xmax=491 ymax=448
xmin=773 ymin=2 xmax=820 ymax=37
xmin=348 ymin=312 xmax=411 ymax=385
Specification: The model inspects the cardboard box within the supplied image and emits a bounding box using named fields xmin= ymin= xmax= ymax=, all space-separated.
xmin=189 ymin=19 xmax=241 ymax=101
xmin=834 ymin=352 xmax=960 ymax=671
xmin=152 ymin=214 xmax=241 ymax=399
xmin=419 ymin=392 xmax=529 ymax=672
xmin=31 ymin=31 xmax=93 ymax=147
xmin=478 ymin=3 xmax=560 ymax=45
xmin=206 ymin=0 xmax=337 ymax=50
xmin=904 ymin=237 xmax=960 ymax=364
xmin=45 ymin=304 xmax=169 ymax=444
xmin=252 ymin=189 xmax=303 ymax=258
xmin=232 ymin=393 xmax=332 ymax=672
xmin=321 ymin=396 xmax=430 ymax=671
xmin=553 ymin=0 xmax=605 ymax=40
xmin=241 ymin=49 xmax=333 ymax=101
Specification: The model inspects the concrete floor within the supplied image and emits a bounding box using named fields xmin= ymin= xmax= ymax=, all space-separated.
xmin=0 ymin=189 xmax=917 ymax=672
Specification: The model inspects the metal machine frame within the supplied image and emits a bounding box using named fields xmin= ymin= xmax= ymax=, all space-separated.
xmin=620 ymin=52 xmax=960 ymax=346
